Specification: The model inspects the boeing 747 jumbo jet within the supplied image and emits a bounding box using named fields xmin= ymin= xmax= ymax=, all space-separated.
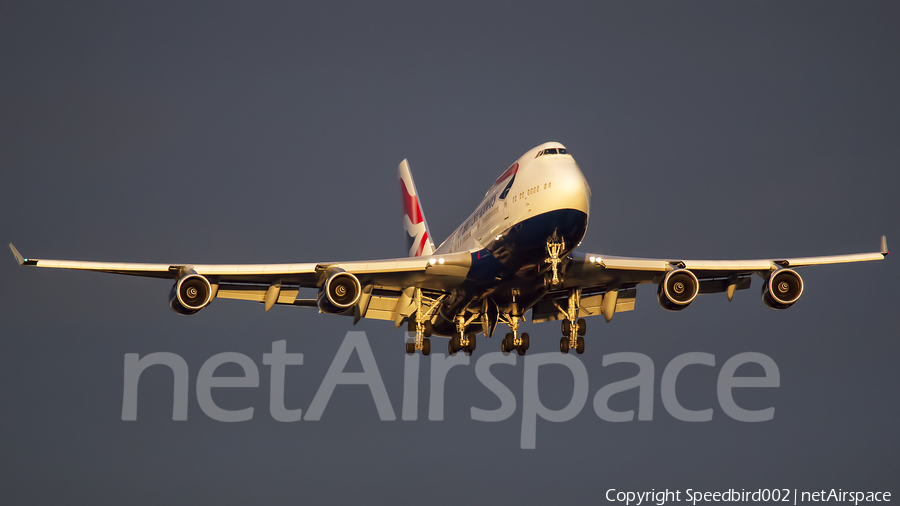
xmin=9 ymin=142 xmax=888 ymax=356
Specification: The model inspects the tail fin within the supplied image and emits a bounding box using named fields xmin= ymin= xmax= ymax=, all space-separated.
xmin=399 ymin=159 xmax=435 ymax=257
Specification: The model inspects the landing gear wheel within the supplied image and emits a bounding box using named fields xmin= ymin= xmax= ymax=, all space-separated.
xmin=450 ymin=333 xmax=461 ymax=353
xmin=465 ymin=333 xmax=476 ymax=352
xmin=503 ymin=333 xmax=513 ymax=352
xmin=423 ymin=320 xmax=433 ymax=337
xmin=562 ymin=320 xmax=571 ymax=336
xmin=577 ymin=319 xmax=586 ymax=336
xmin=406 ymin=342 xmax=415 ymax=355
xmin=517 ymin=348 xmax=526 ymax=356
xmin=520 ymin=332 xmax=530 ymax=352
xmin=501 ymin=339 xmax=510 ymax=355
xmin=560 ymin=337 xmax=569 ymax=353
xmin=575 ymin=336 xmax=585 ymax=354
xmin=448 ymin=340 xmax=456 ymax=356
xmin=422 ymin=338 xmax=431 ymax=356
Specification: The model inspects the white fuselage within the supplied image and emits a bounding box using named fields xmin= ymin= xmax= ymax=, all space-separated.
xmin=435 ymin=142 xmax=591 ymax=254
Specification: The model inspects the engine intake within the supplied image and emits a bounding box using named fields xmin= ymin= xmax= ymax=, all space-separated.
xmin=762 ymin=269 xmax=803 ymax=310
xmin=169 ymin=273 xmax=213 ymax=315
xmin=657 ymin=268 xmax=699 ymax=311
xmin=318 ymin=269 xmax=361 ymax=314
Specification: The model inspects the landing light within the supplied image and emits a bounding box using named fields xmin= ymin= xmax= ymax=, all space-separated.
xmin=495 ymin=234 xmax=503 ymax=240
xmin=589 ymin=256 xmax=595 ymax=263
xmin=429 ymin=258 xmax=436 ymax=265
xmin=438 ymin=258 xmax=445 ymax=264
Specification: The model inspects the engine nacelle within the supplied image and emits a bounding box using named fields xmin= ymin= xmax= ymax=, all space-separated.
xmin=762 ymin=269 xmax=803 ymax=310
xmin=317 ymin=269 xmax=362 ymax=314
xmin=169 ymin=273 xmax=213 ymax=315
xmin=657 ymin=268 xmax=700 ymax=311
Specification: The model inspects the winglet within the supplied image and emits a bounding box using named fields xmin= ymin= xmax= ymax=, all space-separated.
xmin=9 ymin=243 xmax=27 ymax=265
xmin=881 ymin=235 xmax=889 ymax=256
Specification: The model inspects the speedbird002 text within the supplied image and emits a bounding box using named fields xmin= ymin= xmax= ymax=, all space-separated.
xmin=9 ymin=142 xmax=888 ymax=355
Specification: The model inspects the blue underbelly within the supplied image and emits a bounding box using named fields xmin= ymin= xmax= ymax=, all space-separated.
xmin=467 ymin=208 xmax=588 ymax=283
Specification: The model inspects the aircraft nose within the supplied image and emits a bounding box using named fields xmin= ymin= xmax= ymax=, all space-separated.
xmin=554 ymin=161 xmax=590 ymax=215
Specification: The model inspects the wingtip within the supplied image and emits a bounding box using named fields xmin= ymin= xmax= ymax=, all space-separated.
xmin=9 ymin=243 xmax=25 ymax=265
xmin=881 ymin=235 xmax=889 ymax=256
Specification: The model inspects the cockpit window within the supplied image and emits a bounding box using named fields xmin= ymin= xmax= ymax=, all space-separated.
xmin=535 ymin=147 xmax=570 ymax=158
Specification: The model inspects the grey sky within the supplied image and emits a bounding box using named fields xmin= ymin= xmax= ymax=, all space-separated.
xmin=2 ymin=1 xmax=898 ymax=504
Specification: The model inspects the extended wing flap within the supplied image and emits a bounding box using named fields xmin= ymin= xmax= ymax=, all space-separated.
xmin=532 ymin=288 xmax=637 ymax=323
xmin=698 ymin=276 xmax=752 ymax=294
xmin=360 ymin=294 xmax=401 ymax=321
xmin=216 ymin=285 xmax=300 ymax=304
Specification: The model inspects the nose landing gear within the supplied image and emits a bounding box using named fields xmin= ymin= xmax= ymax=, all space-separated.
xmin=545 ymin=233 xmax=565 ymax=288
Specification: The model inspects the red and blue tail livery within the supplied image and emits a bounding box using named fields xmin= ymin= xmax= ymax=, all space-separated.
xmin=398 ymin=159 xmax=435 ymax=257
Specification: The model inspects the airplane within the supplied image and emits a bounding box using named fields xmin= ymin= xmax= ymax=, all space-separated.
xmin=9 ymin=142 xmax=889 ymax=357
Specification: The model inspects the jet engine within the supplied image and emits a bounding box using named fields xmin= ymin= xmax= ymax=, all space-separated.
xmin=317 ymin=269 xmax=362 ymax=314
xmin=761 ymin=269 xmax=803 ymax=310
xmin=169 ymin=273 xmax=213 ymax=315
xmin=657 ymin=268 xmax=699 ymax=311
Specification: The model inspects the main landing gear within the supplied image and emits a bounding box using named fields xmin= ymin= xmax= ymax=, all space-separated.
xmin=405 ymin=288 xmax=443 ymax=356
xmin=502 ymin=331 xmax=529 ymax=356
xmin=402 ymin=287 xmax=590 ymax=356
xmin=449 ymin=314 xmax=479 ymax=356
xmin=557 ymin=288 xmax=586 ymax=354
xmin=498 ymin=294 xmax=529 ymax=355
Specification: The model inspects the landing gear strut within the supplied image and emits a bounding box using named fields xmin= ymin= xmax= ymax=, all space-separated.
xmin=449 ymin=313 xmax=480 ymax=356
xmin=545 ymin=233 xmax=565 ymax=287
xmin=405 ymin=288 xmax=443 ymax=356
xmin=499 ymin=293 xmax=529 ymax=355
xmin=556 ymin=288 xmax=586 ymax=354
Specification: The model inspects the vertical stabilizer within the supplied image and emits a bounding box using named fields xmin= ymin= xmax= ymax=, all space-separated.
xmin=399 ymin=159 xmax=435 ymax=257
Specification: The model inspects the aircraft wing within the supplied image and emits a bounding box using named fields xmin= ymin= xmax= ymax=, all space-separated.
xmin=8 ymin=243 xmax=471 ymax=320
xmin=533 ymin=236 xmax=888 ymax=323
